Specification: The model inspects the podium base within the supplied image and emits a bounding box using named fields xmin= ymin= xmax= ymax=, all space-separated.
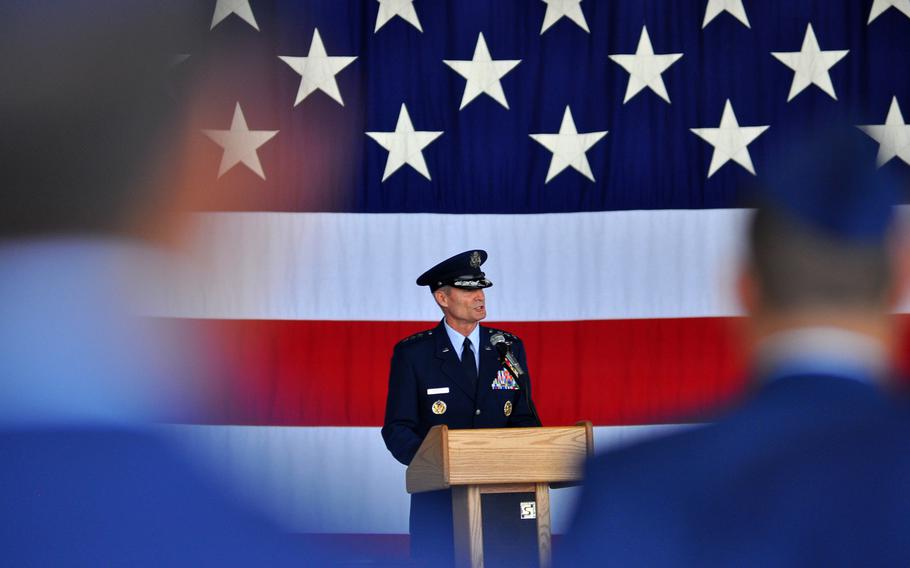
xmin=481 ymin=492 xmax=539 ymax=568
xmin=453 ymin=483 xmax=552 ymax=568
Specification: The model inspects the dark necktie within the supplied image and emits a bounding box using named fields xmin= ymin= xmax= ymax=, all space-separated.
xmin=461 ymin=337 xmax=477 ymax=381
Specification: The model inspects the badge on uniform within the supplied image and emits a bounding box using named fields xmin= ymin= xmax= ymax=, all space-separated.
xmin=432 ymin=400 xmax=447 ymax=415
xmin=491 ymin=368 xmax=519 ymax=390
xmin=504 ymin=400 xmax=513 ymax=417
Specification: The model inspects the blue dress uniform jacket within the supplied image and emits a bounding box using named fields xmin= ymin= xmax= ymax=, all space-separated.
xmin=382 ymin=319 xmax=540 ymax=564
xmin=0 ymin=429 xmax=320 ymax=567
xmin=382 ymin=320 xmax=540 ymax=465
xmin=558 ymin=374 xmax=910 ymax=568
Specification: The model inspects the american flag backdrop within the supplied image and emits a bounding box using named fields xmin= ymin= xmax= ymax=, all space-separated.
xmin=151 ymin=0 xmax=910 ymax=553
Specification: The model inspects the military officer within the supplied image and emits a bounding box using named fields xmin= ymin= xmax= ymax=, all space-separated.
xmin=382 ymin=249 xmax=541 ymax=565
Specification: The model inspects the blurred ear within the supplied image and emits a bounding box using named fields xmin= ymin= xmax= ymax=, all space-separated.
xmin=736 ymin=264 xmax=759 ymax=317
xmin=433 ymin=289 xmax=449 ymax=309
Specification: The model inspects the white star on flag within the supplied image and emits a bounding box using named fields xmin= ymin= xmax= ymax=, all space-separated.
xmin=702 ymin=0 xmax=751 ymax=29
xmin=366 ymin=104 xmax=443 ymax=181
xmin=203 ymin=103 xmax=278 ymax=179
xmin=375 ymin=0 xmax=423 ymax=33
xmin=529 ymin=106 xmax=608 ymax=183
xmin=858 ymin=97 xmax=910 ymax=167
xmin=279 ymin=29 xmax=357 ymax=107
xmin=868 ymin=0 xmax=910 ymax=24
xmin=211 ymin=0 xmax=259 ymax=31
xmin=540 ymin=0 xmax=590 ymax=34
xmin=443 ymin=33 xmax=521 ymax=110
xmin=690 ymin=99 xmax=769 ymax=178
xmin=609 ymin=26 xmax=684 ymax=104
xmin=771 ymin=23 xmax=848 ymax=102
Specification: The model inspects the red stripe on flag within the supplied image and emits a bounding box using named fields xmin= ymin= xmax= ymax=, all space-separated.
xmin=173 ymin=318 xmax=751 ymax=427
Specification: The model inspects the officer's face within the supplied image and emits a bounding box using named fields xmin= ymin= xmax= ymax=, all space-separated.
xmin=437 ymin=287 xmax=486 ymax=326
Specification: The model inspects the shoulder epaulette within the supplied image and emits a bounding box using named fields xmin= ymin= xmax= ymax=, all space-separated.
xmin=486 ymin=327 xmax=520 ymax=342
xmin=396 ymin=329 xmax=435 ymax=347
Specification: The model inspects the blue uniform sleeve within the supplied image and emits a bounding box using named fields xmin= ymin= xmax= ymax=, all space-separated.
xmin=509 ymin=340 xmax=542 ymax=427
xmin=381 ymin=346 xmax=424 ymax=465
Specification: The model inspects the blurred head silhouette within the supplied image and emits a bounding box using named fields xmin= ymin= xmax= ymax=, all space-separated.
xmin=737 ymin=126 xmax=909 ymax=376
xmin=0 ymin=0 xmax=217 ymax=427
xmin=0 ymin=0 xmax=208 ymax=243
xmin=0 ymin=3 xmax=321 ymax=565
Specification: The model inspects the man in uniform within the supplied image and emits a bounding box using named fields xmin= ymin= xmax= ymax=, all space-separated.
xmin=558 ymin=131 xmax=910 ymax=566
xmin=382 ymin=249 xmax=541 ymax=566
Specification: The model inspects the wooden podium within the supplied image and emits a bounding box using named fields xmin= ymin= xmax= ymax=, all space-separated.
xmin=406 ymin=422 xmax=593 ymax=568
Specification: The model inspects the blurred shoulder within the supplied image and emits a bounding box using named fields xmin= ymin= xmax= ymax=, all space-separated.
xmin=585 ymin=423 xmax=715 ymax=485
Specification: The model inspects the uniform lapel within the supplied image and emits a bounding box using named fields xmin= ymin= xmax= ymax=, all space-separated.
xmin=434 ymin=320 xmax=476 ymax=401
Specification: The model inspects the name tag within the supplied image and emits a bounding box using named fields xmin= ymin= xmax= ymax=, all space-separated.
xmin=427 ymin=387 xmax=450 ymax=395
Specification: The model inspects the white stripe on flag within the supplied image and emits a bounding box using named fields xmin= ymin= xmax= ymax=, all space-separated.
xmin=142 ymin=209 xmax=750 ymax=321
xmin=162 ymin=424 xmax=697 ymax=534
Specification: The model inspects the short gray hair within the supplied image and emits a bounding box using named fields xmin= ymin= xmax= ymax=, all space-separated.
xmin=431 ymin=285 xmax=452 ymax=310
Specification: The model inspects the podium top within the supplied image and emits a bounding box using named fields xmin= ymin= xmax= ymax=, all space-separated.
xmin=406 ymin=423 xmax=593 ymax=494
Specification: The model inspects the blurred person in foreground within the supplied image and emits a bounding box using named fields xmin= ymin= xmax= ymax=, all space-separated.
xmin=0 ymin=2 xmax=321 ymax=565
xmin=558 ymin=130 xmax=910 ymax=567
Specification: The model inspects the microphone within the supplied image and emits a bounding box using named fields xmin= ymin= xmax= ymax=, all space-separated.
xmin=490 ymin=332 xmax=542 ymax=427
xmin=490 ymin=333 xmax=525 ymax=377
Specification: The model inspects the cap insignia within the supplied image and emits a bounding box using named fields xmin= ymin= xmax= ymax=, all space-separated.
xmin=470 ymin=251 xmax=481 ymax=268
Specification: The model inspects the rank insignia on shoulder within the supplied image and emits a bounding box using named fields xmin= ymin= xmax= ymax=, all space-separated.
xmin=504 ymin=400 xmax=513 ymax=417
xmin=398 ymin=331 xmax=427 ymax=346
xmin=432 ymin=400 xmax=447 ymax=415
xmin=491 ymin=369 xmax=519 ymax=390
xmin=488 ymin=328 xmax=518 ymax=341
